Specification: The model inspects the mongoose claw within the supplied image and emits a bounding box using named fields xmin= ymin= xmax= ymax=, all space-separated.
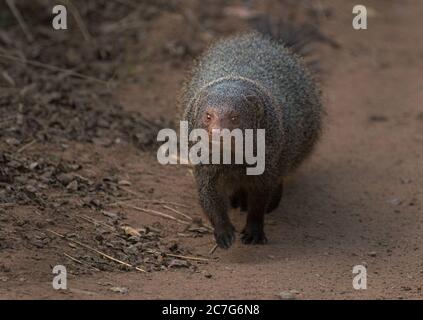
xmin=214 ymin=224 xmax=236 ymax=249
xmin=241 ymin=228 xmax=268 ymax=245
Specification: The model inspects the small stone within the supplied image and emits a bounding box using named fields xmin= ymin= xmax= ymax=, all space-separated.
xmin=25 ymin=185 xmax=37 ymax=193
xmin=400 ymin=177 xmax=412 ymax=184
xmin=29 ymin=162 xmax=39 ymax=170
xmin=66 ymin=180 xmax=78 ymax=191
xmin=368 ymin=251 xmax=377 ymax=257
xmin=6 ymin=138 xmax=20 ymax=146
xmin=168 ymin=259 xmax=189 ymax=268
xmin=118 ymin=180 xmax=131 ymax=186
xmin=388 ymin=198 xmax=402 ymax=206
xmin=110 ymin=287 xmax=129 ymax=294
xmin=92 ymin=137 xmax=112 ymax=147
xmin=369 ymin=115 xmax=388 ymax=122
xmin=57 ymin=173 xmax=74 ymax=185
xmin=278 ymin=291 xmax=296 ymax=300
xmin=90 ymin=198 xmax=101 ymax=207
xmin=102 ymin=210 xmax=118 ymax=219
xmin=122 ymin=226 xmax=141 ymax=237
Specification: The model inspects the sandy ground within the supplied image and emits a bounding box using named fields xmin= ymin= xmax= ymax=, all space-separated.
xmin=1 ymin=0 xmax=423 ymax=299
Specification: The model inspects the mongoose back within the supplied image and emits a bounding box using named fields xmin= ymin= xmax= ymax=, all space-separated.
xmin=182 ymin=33 xmax=322 ymax=249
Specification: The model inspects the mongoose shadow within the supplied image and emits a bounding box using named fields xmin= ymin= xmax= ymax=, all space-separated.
xmin=216 ymin=156 xmax=407 ymax=265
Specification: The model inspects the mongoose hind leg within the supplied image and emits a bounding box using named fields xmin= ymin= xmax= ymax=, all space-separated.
xmin=241 ymin=189 xmax=269 ymax=245
xmin=266 ymin=182 xmax=283 ymax=214
xmin=229 ymin=188 xmax=248 ymax=212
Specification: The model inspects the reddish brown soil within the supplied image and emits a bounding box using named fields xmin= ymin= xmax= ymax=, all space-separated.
xmin=1 ymin=0 xmax=423 ymax=299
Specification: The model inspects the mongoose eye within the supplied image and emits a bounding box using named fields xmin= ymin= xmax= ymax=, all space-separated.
xmin=206 ymin=113 xmax=212 ymax=121
xmin=231 ymin=116 xmax=238 ymax=122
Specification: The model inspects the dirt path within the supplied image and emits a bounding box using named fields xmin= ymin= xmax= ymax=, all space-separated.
xmin=1 ymin=0 xmax=423 ymax=299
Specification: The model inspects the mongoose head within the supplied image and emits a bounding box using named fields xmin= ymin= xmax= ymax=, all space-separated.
xmin=192 ymin=79 xmax=265 ymax=137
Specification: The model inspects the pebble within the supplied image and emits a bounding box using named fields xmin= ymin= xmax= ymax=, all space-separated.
xmin=168 ymin=259 xmax=189 ymax=268
xmin=278 ymin=291 xmax=296 ymax=300
xmin=110 ymin=287 xmax=129 ymax=294
xmin=57 ymin=173 xmax=74 ymax=185
xmin=66 ymin=180 xmax=78 ymax=191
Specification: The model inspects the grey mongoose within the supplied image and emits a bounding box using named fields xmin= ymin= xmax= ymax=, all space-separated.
xmin=181 ymin=32 xmax=323 ymax=249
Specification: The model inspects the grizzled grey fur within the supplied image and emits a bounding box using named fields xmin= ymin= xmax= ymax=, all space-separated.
xmin=181 ymin=33 xmax=323 ymax=249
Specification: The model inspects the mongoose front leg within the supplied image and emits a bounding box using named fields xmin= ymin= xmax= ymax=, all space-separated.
xmin=229 ymin=188 xmax=248 ymax=212
xmin=241 ymin=189 xmax=270 ymax=244
xmin=195 ymin=170 xmax=235 ymax=249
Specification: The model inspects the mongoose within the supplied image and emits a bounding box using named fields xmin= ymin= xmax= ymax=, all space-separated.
xmin=181 ymin=32 xmax=322 ymax=249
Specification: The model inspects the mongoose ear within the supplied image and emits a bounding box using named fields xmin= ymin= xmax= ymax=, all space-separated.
xmin=245 ymin=94 xmax=260 ymax=106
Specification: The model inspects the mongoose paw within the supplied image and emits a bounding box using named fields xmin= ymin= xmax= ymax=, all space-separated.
xmin=214 ymin=224 xmax=236 ymax=249
xmin=241 ymin=227 xmax=267 ymax=245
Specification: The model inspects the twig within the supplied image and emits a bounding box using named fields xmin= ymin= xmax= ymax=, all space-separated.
xmin=118 ymin=186 xmax=143 ymax=197
xmin=165 ymin=253 xmax=209 ymax=262
xmin=209 ymin=244 xmax=218 ymax=255
xmin=111 ymin=0 xmax=138 ymax=7
xmin=76 ymin=214 xmax=115 ymax=231
xmin=0 ymin=52 xmax=107 ymax=85
xmin=112 ymin=196 xmax=190 ymax=209
xmin=141 ymin=200 xmax=190 ymax=208
xmin=73 ymin=173 xmax=92 ymax=184
xmin=162 ymin=205 xmax=193 ymax=222
xmin=64 ymin=252 xmax=101 ymax=272
xmin=162 ymin=205 xmax=213 ymax=231
xmin=63 ymin=0 xmax=92 ymax=43
xmin=47 ymin=229 xmax=146 ymax=272
xmin=121 ymin=204 xmax=190 ymax=226
xmin=2 ymin=71 xmax=15 ymax=86
xmin=6 ymin=0 xmax=34 ymax=42
xmin=17 ymin=139 xmax=36 ymax=153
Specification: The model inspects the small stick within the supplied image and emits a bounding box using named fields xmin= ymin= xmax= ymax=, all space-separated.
xmin=162 ymin=205 xmax=193 ymax=222
xmin=111 ymin=0 xmax=138 ymax=7
xmin=73 ymin=173 xmax=92 ymax=184
xmin=141 ymin=200 xmax=190 ymax=208
xmin=112 ymin=197 xmax=190 ymax=209
xmin=63 ymin=0 xmax=92 ymax=43
xmin=47 ymin=229 xmax=146 ymax=272
xmin=17 ymin=139 xmax=36 ymax=153
xmin=63 ymin=252 xmax=101 ymax=272
xmin=5 ymin=0 xmax=34 ymax=42
xmin=209 ymin=244 xmax=218 ymax=255
xmin=121 ymin=204 xmax=190 ymax=226
xmin=118 ymin=186 xmax=143 ymax=197
xmin=166 ymin=253 xmax=209 ymax=262
xmin=0 ymin=52 xmax=107 ymax=85
xmin=76 ymin=214 xmax=115 ymax=231
xmin=161 ymin=207 xmax=213 ymax=232
xmin=2 ymin=71 xmax=15 ymax=86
